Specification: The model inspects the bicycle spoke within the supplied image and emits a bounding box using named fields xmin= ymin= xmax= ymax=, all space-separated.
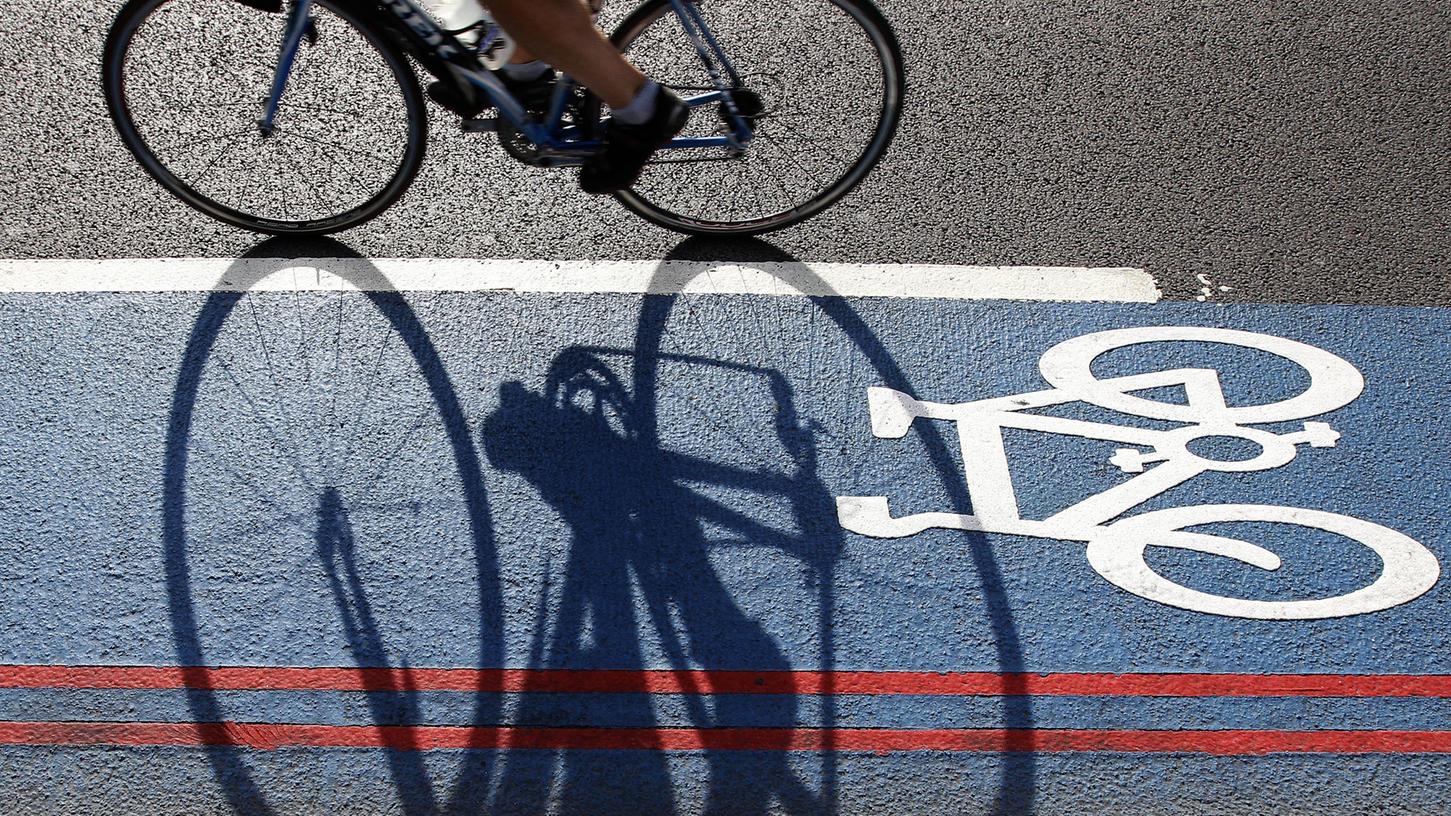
xmin=212 ymin=352 xmax=319 ymax=491
xmin=770 ymin=117 xmax=852 ymax=175
xmin=751 ymin=138 xmax=803 ymax=202
xmin=278 ymin=140 xmax=337 ymax=222
xmin=282 ymin=101 xmax=392 ymax=119
xmin=148 ymin=128 xmax=257 ymax=159
xmin=189 ymin=136 xmax=245 ymax=190
xmin=760 ymin=131 xmax=828 ymax=194
xmin=740 ymin=156 xmax=777 ymax=219
xmin=335 ymin=327 xmax=397 ymax=476
xmin=277 ymin=129 xmax=382 ymax=210
xmin=188 ymin=434 xmax=315 ymax=536
xmin=279 ymin=129 xmax=395 ymax=168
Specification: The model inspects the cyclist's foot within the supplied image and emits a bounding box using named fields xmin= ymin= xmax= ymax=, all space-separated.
xmin=426 ymin=70 xmax=556 ymax=119
xmin=579 ymin=83 xmax=688 ymax=195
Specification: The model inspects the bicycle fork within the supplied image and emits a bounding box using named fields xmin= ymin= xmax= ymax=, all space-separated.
xmin=257 ymin=0 xmax=317 ymax=136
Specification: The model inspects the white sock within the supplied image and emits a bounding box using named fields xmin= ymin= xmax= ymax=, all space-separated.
xmin=613 ymin=80 xmax=659 ymax=125
xmin=501 ymin=60 xmax=552 ymax=81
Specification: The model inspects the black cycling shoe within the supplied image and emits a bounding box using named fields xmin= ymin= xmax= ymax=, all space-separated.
xmin=427 ymin=71 xmax=556 ymax=118
xmin=579 ymin=87 xmax=689 ymax=195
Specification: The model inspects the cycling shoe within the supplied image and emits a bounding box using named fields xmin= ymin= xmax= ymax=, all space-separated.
xmin=579 ymin=87 xmax=688 ymax=195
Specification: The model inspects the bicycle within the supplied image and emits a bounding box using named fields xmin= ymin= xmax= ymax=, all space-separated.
xmin=101 ymin=0 xmax=905 ymax=236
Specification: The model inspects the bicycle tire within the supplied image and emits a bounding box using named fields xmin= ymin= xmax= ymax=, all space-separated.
xmin=1086 ymin=504 xmax=1440 ymax=620
xmin=102 ymin=0 xmax=428 ymax=236
xmin=609 ymin=0 xmax=905 ymax=236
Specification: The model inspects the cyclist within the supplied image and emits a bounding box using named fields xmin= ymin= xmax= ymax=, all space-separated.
xmin=429 ymin=0 xmax=689 ymax=194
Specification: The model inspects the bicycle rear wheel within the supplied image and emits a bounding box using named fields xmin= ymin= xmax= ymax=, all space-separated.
xmin=102 ymin=0 xmax=427 ymax=235
xmin=611 ymin=0 xmax=905 ymax=236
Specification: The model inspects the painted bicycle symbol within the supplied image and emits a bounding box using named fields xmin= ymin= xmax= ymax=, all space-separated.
xmin=836 ymin=326 xmax=1440 ymax=620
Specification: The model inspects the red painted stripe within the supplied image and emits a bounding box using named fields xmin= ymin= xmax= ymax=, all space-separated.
xmin=0 ymin=721 xmax=1447 ymax=754
xmin=1 ymin=665 xmax=1449 ymax=698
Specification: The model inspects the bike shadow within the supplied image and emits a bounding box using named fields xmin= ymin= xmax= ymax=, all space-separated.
xmin=479 ymin=236 xmax=1038 ymax=815
xmin=482 ymin=349 xmax=828 ymax=814
xmin=160 ymin=235 xmax=1038 ymax=815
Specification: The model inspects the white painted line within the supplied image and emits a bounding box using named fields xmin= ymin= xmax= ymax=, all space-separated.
xmin=0 ymin=258 xmax=1160 ymax=302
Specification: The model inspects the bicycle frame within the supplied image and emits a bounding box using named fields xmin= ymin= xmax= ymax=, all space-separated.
xmin=260 ymin=0 xmax=756 ymax=159
xmin=838 ymin=369 xmax=1338 ymax=544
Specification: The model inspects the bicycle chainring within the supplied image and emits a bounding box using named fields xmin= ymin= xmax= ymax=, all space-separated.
xmin=496 ymin=85 xmax=590 ymax=167
xmin=497 ymin=119 xmax=542 ymax=165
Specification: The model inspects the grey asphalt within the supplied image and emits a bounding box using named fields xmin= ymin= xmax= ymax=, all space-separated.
xmin=1 ymin=0 xmax=1447 ymax=305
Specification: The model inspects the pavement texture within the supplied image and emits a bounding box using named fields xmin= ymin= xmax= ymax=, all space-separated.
xmin=2 ymin=2 xmax=1451 ymax=815
xmin=0 ymin=0 xmax=1447 ymax=304
xmin=3 ymin=271 xmax=1451 ymax=814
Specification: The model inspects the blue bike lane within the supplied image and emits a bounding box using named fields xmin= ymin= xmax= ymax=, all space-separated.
xmin=0 ymin=256 xmax=1447 ymax=814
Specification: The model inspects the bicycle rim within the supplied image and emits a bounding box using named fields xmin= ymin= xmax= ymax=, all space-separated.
xmin=611 ymin=0 xmax=905 ymax=236
xmin=102 ymin=0 xmax=427 ymax=235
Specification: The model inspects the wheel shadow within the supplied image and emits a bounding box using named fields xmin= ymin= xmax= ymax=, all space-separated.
xmin=654 ymin=237 xmax=1038 ymax=814
xmin=161 ymin=238 xmax=502 ymax=815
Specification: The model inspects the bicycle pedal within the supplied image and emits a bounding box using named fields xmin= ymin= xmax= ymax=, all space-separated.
xmin=461 ymin=117 xmax=498 ymax=133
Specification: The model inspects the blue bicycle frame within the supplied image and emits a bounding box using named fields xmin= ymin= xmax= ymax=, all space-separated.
xmin=259 ymin=0 xmax=755 ymax=160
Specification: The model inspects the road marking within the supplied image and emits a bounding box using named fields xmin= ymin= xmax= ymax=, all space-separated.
xmin=836 ymin=326 xmax=1440 ymax=621
xmin=0 ymin=721 xmax=1446 ymax=754
xmin=0 ymin=258 xmax=1160 ymax=302
xmin=4 ymin=665 xmax=1449 ymax=697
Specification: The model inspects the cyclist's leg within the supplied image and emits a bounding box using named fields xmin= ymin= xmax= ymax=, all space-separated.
xmin=482 ymin=0 xmax=643 ymax=108
xmin=485 ymin=0 xmax=688 ymax=193
xmin=501 ymin=1 xmax=598 ymax=68
xmin=427 ymin=0 xmax=610 ymax=116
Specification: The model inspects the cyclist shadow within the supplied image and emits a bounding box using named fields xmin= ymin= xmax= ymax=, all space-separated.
xmin=162 ymin=235 xmax=1038 ymax=816
xmin=480 ymin=237 xmax=1038 ymax=815
xmin=482 ymin=347 xmax=826 ymax=815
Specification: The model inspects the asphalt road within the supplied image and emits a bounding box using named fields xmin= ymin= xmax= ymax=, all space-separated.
xmin=1 ymin=0 xmax=1446 ymax=304
xmin=3 ymin=4 xmax=1451 ymax=813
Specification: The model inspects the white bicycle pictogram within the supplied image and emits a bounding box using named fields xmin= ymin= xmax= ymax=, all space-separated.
xmin=835 ymin=326 xmax=1441 ymax=620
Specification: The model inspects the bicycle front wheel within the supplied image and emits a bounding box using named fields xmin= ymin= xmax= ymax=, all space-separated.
xmin=611 ymin=0 xmax=905 ymax=236
xmin=102 ymin=0 xmax=427 ymax=235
